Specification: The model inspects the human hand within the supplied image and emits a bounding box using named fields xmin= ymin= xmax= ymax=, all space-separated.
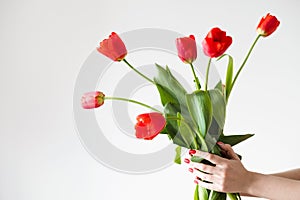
xmin=185 ymin=142 xmax=252 ymax=194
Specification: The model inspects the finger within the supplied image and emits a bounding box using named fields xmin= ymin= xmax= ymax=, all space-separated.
xmin=192 ymin=150 xmax=225 ymax=165
xmin=193 ymin=169 xmax=218 ymax=183
xmin=217 ymin=142 xmax=240 ymax=160
xmin=190 ymin=162 xmax=222 ymax=175
xmin=195 ymin=179 xmax=216 ymax=191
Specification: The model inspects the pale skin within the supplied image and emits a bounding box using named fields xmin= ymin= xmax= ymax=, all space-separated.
xmin=186 ymin=142 xmax=300 ymax=200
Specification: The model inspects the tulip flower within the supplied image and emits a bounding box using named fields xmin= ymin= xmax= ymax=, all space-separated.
xmin=81 ymin=91 xmax=105 ymax=109
xmin=97 ymin=32 xmax=127 ymax=61
xmin=176 ymin=35 xmax=201 ymax=90
xmin=135 ymin=112 xmax=166 ymax=140
xmin=202 ymin=27 xmax=232 ymax=58
xmin=176 ymin=35 xmax=197 ymax=64
xmin=257 ymin=13 xmax=280 ymax=37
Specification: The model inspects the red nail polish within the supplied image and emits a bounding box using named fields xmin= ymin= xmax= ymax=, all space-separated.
xmin=217 ymin=141 xmax=224 ymax=146
xmin=184 ymin=158 xmax=190 ymax=164
xmin=194 ymin=180 xmax=199 ymax=184
xmin=188 ymin=168 xmax=193 ymax=173
xmin=189 ymin=149 xmax=196 ymax=155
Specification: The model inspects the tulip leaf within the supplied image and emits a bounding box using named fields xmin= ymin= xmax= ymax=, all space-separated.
xmin=194 ymin=185 xmax=208 ymax=200
xmin=214 ymin=80 xmax=223 ymax=94
xmin=174 ymin=146 xmax=181 ymax=164
xmin=227 ymin=193 xmax=240 ymax=200
xmin=219 ymin=134 xmax=254 ymax=146
xmin=176 ymin=112 xmax=198 ymax=149
xmin=194 ymin=185 xmax=199 ymax=200
xmin=155 ymin=83 xmax=179 ymax=105
xmin=164 ymin=103 xmax=188 ymax=147
xmin=186 ymin=90 xmax=213 ymax=138
xmin=208 ymin=89 xmax=226 ymax=129
xmin=191 ymin=156 xmax=203 ymax=163
xmin=206 ymin=88 xmax=226 ymax=148
xmin=209 ymin=191 xmax=226 ymax=200
xmin=154 ymin=64 xmax=187 ymax=108
xmin=217 ymin=54 xmax=234 ymax=101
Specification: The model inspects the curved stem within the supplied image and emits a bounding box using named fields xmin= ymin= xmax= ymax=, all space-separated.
xmin=204 ymin=58 xmax=212 ymax=91
xmin=189 ymin=63 xmax=201 ymax=90
xmin=228 ymin=34 xmax=261 ymax=99
xmin=104 ymin=96 xmax=161 ymax=113
xmin=123 ymin=59 xmax=154 ymax=84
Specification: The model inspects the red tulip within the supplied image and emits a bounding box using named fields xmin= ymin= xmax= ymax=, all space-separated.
xmin=135 ymin=112 xmax=166 ymax=140
xmin=202 ymin=27 xmax=232 ymax=58
xmin=257 ymin=13 xmax=280 ymax=37
xmin=81 ymin=91 xmax=105 ymax=109
xmin=97 ymin=32 xmax=127 ymax=61
xmin=176 ymin=35 xmax=197 ymax=64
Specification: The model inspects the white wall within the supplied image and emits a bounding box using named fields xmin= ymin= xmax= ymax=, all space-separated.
xmin=1 ymin=0 xmax=299 ymax=199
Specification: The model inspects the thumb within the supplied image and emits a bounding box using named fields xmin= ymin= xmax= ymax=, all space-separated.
xmin=217 ymin=142 xmax=240 ymax=160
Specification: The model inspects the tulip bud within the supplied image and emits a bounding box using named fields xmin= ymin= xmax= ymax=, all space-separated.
xmin=81 ymin=91 xmax=105 ymax=109
xmin=257 ymin=13 xmax=280 ymax=37
xmin=97 ymin=32 xmax=127 ymax=61
xmin=176 ymin=35 xmax=197 ymax=64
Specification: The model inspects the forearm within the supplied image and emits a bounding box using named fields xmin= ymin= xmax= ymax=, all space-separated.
xmin=245 ymin=172 xmax=300 ymax=200
xmin=271 ymin=168 xmax=300 ymax=180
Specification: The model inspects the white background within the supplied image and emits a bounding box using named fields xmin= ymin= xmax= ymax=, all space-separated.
xmin=1 ymin=0 xmax=300 ymax=199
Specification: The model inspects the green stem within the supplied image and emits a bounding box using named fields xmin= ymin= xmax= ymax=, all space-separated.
xmin=123 ymin=59 xmax=154 ymax=84
xmin=204 ymin=58 xmax=212 ymax=91
xmin=227 ymin=193 xmax=241 ymax=200
xmin=104 ymin=96 xmax=161 ymax=113
xmin=189 ymin=63 xmax=201 ymax=90
xmin=228 ymin=34 xmax=261 ymax=99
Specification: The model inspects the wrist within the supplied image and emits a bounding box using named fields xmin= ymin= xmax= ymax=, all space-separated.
xmin=244 ymin=171 xmax=262 ymax=196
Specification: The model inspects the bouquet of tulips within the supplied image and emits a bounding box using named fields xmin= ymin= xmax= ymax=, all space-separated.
xmin=81 ymin=13 xmax=280 ymax=200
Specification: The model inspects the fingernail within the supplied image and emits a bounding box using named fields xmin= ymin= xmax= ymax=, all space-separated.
xmin=217 ymin=141 xmax=224 ymax=146
xmin=194 ymin=180 xmax=199 ymax=184
xmin=189 ymin=149 xmax=196 ymax=155
xmin=188 ymin=168 xmax=193 ymax=173
xmin=184 ymin=158 xmax=190 ymax=164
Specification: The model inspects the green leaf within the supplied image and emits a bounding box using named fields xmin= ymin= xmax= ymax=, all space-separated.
xmin=194 ymin=185 xmax=199 ymax=200
xmin=174 ymin=146 xmax=181 ymax=164
xmin=205 ymin=89 xmax=226 ymax=148
xmin=227 ymin=193 xmax=240 ymax=200
xmin=208 ymin=89 xmax=226 ymax=129
xmin=214 ymin=80 xmax=223 ymax=94
xmin=164 ymin=103 xmax=187 ymax=147
xmin=154 ymin=64 xmax=187 ymax=107
xmin=217 ymin=54 xmax=234 ymax=102
xmin=186 ymin=90 xmax=213 ymax=138
xmin=209 ymin=190 xmax=226 ymax=200
xmin=177 ymin=112 xmax=198 ymax=149
xmin=219 ymin=134 xmax=254 ymax=146
xmin=164 ymin=103 xmax=191 ymax=147
xmin=194 ymin=185 xmax=208 ymax=200
xmin=155 ymin=83 xmax=179 ymax=106
xmin=191 ymin=156 xmax=203 ymax=163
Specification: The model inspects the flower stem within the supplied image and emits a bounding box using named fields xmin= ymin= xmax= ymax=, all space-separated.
xmin=104 ymin=96 xmax=161 ymax=113
xmin=228 ymin=34 xmax=261 ymax=99
xmin=189 ymin=63 xmax=201 ymax=90
xmin=204 ymin=58 xmax=212 ymax=91
xmin=123 ymin=59 xmax=154 ymax=84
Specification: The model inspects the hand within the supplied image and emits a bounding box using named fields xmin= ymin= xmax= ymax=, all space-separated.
xmin=186 ymin=142 xmax=252 ymax=194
